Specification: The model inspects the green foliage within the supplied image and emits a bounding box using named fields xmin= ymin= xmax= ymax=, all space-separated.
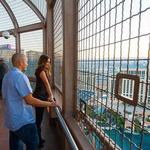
xmin=146 ymin=117 xmax=150 ymax=122
xmin=86 ymin=106 xmax=96 ymax=119
xmin=84 ymin=127 xmax=89 ymax=135
xmin=134 ymin=118 xmax=142 ymax=133
xmin=97 ymin=114 xmax=107 ymax=126
xmin=109 ymin=109 xmax=125 ymax=129
xmin=116 ymin=116 xmax=125 ymax=129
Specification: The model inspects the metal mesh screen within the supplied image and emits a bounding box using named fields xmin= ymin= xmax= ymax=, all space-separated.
xmin=76 ymin=0 xmax=150 ymax=149
xmin=53 ymin=0 xmax=63 ymax=92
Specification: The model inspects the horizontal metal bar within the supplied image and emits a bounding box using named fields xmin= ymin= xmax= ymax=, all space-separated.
xmin=55 ymin=107 xmax=79 ymax=150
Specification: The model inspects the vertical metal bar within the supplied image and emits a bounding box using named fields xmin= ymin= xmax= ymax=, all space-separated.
xmin=16 ymin=32 xmax=21 ymax=53
xmin=43 ymin=27 xmax=47 ymax=54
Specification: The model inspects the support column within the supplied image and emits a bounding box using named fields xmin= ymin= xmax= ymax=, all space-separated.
xmin=46 ymin=0 xmax=55 ymax=87
xmin=16 ymin=32 xmax=21 ymax=53
xmin=62 ymin=0 xmax=78 ymax=117
xmin=43 ymin=27 xmax=47 ymax=54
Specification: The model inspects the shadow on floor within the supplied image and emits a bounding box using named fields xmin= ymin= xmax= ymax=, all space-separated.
xmin=40 ymin=111 xmax=63 ymax=150
xmin=0 ymin=99 xmax=9 ymax=150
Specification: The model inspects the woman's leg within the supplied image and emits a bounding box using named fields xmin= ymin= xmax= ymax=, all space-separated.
xmin=35 ymin=107 xmax=45 ymax=146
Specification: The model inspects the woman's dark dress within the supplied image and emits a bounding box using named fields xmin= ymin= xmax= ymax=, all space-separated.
xmin=33 ymin=67 xmax=48 ymax=145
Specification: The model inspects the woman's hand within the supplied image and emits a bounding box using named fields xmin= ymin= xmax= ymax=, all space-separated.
xmin=47 ymin=96 xmax=54 ymax=102
xmin=47 ymin=99 xmax=60 ymax=112
xmin=48 ymin=100 xmax=59 ymax=107
xmin=50 ymin=101 xmax=57 ymax=107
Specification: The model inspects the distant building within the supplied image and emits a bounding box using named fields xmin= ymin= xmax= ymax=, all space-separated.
xmin=0 ymin=44 xmax=12 ymax=49
xmin=0 ymin=44 xmax=15 ymax=61
xmin=109 ymin=67 xmax=150 ymax=106
xmin=26 ymin=50 xmax=42 ymax=60
xmin=121 ymin=69 xmax=148 ymax=104
xmin=78 ymin=60 xmax=150 ymax=107
xmin=24 ymin=51 xmax=42 ymax=77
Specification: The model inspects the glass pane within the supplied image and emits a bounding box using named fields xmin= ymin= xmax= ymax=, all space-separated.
xmin=20 ymin=30 xmax=43 ymax=77
xmin=0 ymin=36 xmax=16 ymax=69
xmin=30 ymin=0 xmax=47 ymax=18
xmin=6 ymin=0 xmax=40 ymax=27
xmin=0 ymin=3 xmax=14 ymax=31
xmin=53 ymin=0 xmax=63 ymax=92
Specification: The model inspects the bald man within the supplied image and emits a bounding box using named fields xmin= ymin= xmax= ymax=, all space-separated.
xmin=2 ymin=53 xmax=58 ymax=150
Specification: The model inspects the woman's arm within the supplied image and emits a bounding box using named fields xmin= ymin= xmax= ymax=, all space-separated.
xmin=39 ymin=70 xmax=53 ymax=100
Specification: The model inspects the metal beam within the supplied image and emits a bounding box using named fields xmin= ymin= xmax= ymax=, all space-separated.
xmin=1 ymin=0 xmax=19 ymax=29
xmin=18 ymin=22 xmax=44 ymax=33
xmin=16 ymin=33 xmax=21 ymax=53
xmin=46 ymin=0 xmax=54 ymax=86
xmin=23 ymin=0 xmax=45 ymax=23
xmin=0 ymin=23 xmax=44 ymax=36
xmin=46 ymin=0 xmax=56 ymax=8
xmin=43 ymin=27 xmax=47 ymax=54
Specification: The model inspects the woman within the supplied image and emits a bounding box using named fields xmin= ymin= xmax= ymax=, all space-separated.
xmin=33 ymin=54 xmax=54 ymax=148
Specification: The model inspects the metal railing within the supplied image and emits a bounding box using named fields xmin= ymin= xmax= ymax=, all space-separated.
xmin=55 ymin=107 xmax=79 ymax=150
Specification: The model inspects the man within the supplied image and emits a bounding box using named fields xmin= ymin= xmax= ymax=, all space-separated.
xmin=2 ymin=53 xmax=58 ymax=150
xmin=0 ymin=58 xmax=8 ymax=96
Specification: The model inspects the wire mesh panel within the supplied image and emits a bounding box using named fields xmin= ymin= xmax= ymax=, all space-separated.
xmin=76 ymin=0 xmax=150 ymax=149
xmin=53 ymin=0 xmax=63 ymax=92
xmin=0 ymin=36 xmax=15 ymax=69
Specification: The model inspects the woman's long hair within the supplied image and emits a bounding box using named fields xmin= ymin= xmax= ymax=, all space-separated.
xmin=37 ymin=54 xmax=51 ymax=77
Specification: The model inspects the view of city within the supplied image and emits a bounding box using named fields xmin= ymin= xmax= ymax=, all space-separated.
xmin=77 ymin=59 xmax=150 ymax=149
xmin=0 ymin=0 xmax=150 ymax=149
xmin=0 ymin=44 xmax=42 ymax=76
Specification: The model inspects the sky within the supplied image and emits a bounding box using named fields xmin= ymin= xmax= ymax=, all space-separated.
xmin=0 ymin=0 xmax=43 ymax=52
xmin=78 ymin=0 xmax=150 ymax=59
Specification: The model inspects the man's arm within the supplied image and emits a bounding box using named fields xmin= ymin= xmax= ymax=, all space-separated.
xmin=24 ymin=93 xmax=57 ymax=107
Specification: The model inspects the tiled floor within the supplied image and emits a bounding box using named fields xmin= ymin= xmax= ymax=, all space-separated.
xmin=40 ymin=112 xmax=63 ymax=150
xmin=0 ymin=99 xmax=62 ymax=150
xmin=0 ymin=100 xmax=9 ymax=150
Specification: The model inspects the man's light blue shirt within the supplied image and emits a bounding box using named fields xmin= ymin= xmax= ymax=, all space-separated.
xmin=2 ymin=67 xmax=35 ymax=131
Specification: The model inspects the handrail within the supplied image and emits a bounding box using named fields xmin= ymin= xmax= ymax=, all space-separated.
xmin=55 ymin=107 xmax=79 ymax=150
